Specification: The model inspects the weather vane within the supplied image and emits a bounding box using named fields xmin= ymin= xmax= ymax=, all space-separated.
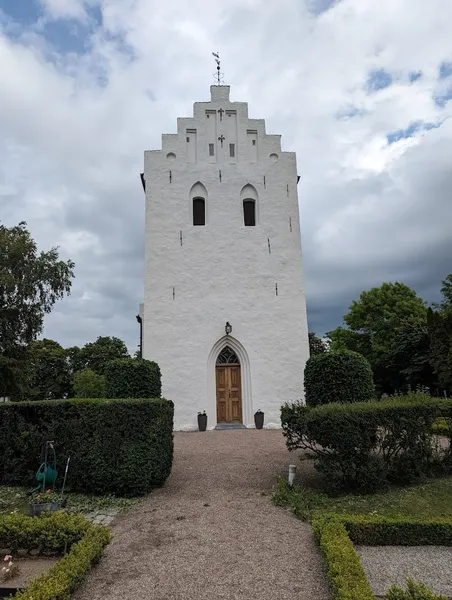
xmin=212 ymin=52 xmax=224 ymax=84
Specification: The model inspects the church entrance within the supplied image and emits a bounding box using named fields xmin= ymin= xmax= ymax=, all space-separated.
xmin=215 ymin=346 xmax=242 ymax=424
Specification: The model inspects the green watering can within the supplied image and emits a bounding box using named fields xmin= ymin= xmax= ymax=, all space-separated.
xmin=32 ymin=441 xmax=58 ymax=493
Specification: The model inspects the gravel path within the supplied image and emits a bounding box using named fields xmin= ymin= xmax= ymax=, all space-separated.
xmin=357 ymin=545 xmax=452 ymax=597
xmin=76 ymin=430 xmax=330 ymax=600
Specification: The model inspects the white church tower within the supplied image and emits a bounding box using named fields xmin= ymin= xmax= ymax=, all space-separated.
xmin=141 ymin=84 xmax=309 ymax=430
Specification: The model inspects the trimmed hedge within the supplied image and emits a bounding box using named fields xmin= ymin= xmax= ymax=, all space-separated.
xmin=105 ymin=358 xmax=161 ymax=398
xmin=282 ymin=393 xmax=452 ymax=492
xmin=304 ymin=350 xmax=375 ymax=407
xmin=342 ymin=514 xmax=452 ymax=546
xmin=312 ymin=516 xmax=374 ymax=600
xmin=0 ymin=511 xmax=91 ymax=553
xmin=312 ymin=514 xmax=452 ymax=600
xmin=0 ymin=397 xmax=174 ymax=496
xmin=387 ymin=580 xmax=448 ymax=600
xmin=0 ymin=512 xmax=110 ymax=600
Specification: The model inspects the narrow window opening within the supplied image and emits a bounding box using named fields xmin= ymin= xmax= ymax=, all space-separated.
xmin=186 ymin=137 xmax=190 ymax=142
xmin=243 ymin=200 xmax=256 ymax=226
xmin=252 ymin=139 xmax=256 ymax=146
xmin=229 ymin=143 xmax=235 ymax=158
xmin=209 ymin=143 xmax=215 ymax=156
xmin=193 ymin=197 xmax=206 ymax=226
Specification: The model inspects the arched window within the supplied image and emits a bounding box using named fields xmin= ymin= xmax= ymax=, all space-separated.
xmin=190 ymin=182 xmax=208 ymax=226
xmin=243 ymin=200 xmax=256 ymax=226
xmin=193 ymin=197 xmax=205 ymax=226
xmin=216 ymin=346 xmax=240 ymax=365
xmin=240 ymin=184 xmax=259 ymax=226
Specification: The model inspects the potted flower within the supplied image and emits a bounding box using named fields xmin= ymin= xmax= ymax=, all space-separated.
xmin=197 ymin=411 xmax=207 ymax=432
xmin=254 ymin=410 xmax=264 ymax=429
xmin=1 ymin=555 xmax=19 ymax=583
xmin=28 ymin=489 xmax=66 ymax=517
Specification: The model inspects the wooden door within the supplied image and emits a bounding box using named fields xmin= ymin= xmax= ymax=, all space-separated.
xmin=216 ymin=365 xmax=242 ymax=424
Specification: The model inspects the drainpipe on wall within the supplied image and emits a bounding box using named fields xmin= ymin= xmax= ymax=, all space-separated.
xmin=136 ymin=314 xmax=143 ymax=359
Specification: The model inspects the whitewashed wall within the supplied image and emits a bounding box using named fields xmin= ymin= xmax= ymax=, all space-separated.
xmin=142 ymin=86 xmax=309 ymax=430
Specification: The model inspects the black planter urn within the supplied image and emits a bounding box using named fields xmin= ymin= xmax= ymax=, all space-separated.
xmin=197 ymin=411 xmax=207 ymax=432
xmin=254 ymin=411 xmax=264 ymax=429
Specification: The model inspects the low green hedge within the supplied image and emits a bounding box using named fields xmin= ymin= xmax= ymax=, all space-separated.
xmin=387 ymin=579 xmax=448 ymax=600
xmin=282 ymin=393 xmax=452 ymax=492
xmin=0 ymin=512 xmax=110 ymax=600
xmin=312 ymin=514 xmax=452 ymax=600
xmin=0 ymin=397 xmax=174 ymax=496
xmin=432 ymin=416 xmax=450 ymax=435
xmin=0 ymin=511 xmax=91 ymax=552
xmin=312 ymin=516 xmax=374 ymax=600
xmin=342 ymin=514 xmax=452 ymax=546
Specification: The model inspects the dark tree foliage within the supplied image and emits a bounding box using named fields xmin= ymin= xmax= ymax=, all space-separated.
xmin=0 ymin=222 xmax=74 ymax=398
xmin=308 ymin=332 xmax=327 ymax=356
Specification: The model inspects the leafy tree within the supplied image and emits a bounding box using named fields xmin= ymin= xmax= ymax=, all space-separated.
xmin=326 ymin=326 xmax=372 ymax=359
xmin=376 ymin=323 xmax=436 ymax=395
xmin=308 ymin=332 xmax=327 ymax=355
xmin=73 ymin=368 xmax=107 ymax=398
xmin=78 ymin=336 xmax=129 ymax=375
xmin=437 ymin=273 xmax=452 ymax=310
xmin=343 ymin=282 xmax=427 ymax=357
xmin=428 ymin=308 xmax=452 ymax=395
xmin=66 ymin=345 xmax=85 ymax=376
xmin=0 ymin=222 xmax=74 ymax=398
xmin=23 ymin=339 xmax=72 ymax=400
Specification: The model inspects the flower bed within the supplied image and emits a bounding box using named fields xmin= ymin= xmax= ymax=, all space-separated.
xmin=0 ymin=511 xmax=110 ymax=599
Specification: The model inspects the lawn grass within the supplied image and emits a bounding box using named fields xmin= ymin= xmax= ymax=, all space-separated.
xmin=273 ymin=476 xmax=452 ymax=521
xmin=0 ymin=485 xmax=139 ymax=516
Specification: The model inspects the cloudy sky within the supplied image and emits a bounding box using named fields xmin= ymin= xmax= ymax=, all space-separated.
xmin=1 ymin=0 xmax=452 ymax=352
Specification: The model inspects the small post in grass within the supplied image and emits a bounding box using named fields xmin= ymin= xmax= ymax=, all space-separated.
xmin=288 ymin=464 xmax=297 ymax=487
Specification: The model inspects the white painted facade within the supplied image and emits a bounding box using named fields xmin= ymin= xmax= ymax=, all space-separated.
xmin=142 ymin=85 xmax=309 ymax=430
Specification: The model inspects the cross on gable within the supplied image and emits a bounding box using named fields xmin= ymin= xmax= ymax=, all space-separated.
xmin=218 ymin=134 xmax=225 ymax=147
xmin=218 ymin=108 xmax=224 ymax=121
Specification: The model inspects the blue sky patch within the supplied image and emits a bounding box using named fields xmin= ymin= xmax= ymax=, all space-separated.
xmin=307 ymin=0 xmax=340 ymax=16
xmin=409 ymin=71 xmax=422 ymax=83
xmin=366 ymin=68 xmax=392 ymax=92
xmin=0 ymin=0 xmax=41 ymax=26
xmin=439 ymin=62 xmax=452 ymax=79
xmin=387 ymin=121 xmax=439 ymax=144
xmin=434 ymin=87 xmax=452 ymax=108
xmin=336 ymin=105 xmax=366 ymax=120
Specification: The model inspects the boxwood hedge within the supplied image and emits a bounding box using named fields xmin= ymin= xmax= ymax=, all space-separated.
xmin=0 ymin=397 xmax=173 ymax=496
xmin=304 ymin=350 xmax=375 ymax=407
xmin=282 ymin=393 xmax=452 ymax=492
xmin=0 ymin=512 xmax=110 ymax=600
xmin=313 ymin=514 xmax=452 ymax=600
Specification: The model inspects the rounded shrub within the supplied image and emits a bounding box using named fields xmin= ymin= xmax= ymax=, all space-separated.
xmin=304 ymin=350 xmax=375 ymax=406
xmin=105 ymin=358 xmax=161 ymax=399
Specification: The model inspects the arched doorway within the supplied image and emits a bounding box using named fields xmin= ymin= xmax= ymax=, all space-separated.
xmin=215 ymin=346 xmax=242 ymax=424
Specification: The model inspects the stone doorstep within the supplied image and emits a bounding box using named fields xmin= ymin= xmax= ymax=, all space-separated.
xmin=214 ymin=424 xmax=247 ymax=430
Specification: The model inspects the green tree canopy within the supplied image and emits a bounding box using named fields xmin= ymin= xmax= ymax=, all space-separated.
xmin=23 ymin=339 xmax=72 ymax=400
xmin=73 ymin=368 xmax=107 ymax=398
xmin=78 ymin=336 xmax=129 ymax=375
xmin=308 ymin=332 xmax=327 ymax=356
xmin=0 ymin=222 xmax=74 ymax=397
xmin=343 ymin=282 xmax=427 ymax=357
